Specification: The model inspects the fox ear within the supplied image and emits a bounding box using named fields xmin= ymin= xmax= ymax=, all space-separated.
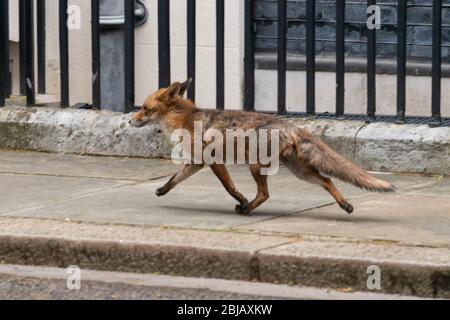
xmin=162 ymin=82 xmax=182 ymax=101
xmin=179 ymin=78 xmax=192 ymax=97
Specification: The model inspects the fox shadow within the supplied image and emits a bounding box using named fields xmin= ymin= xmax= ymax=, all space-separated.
xmin=159 ymin=204 xmax=390 ymax=223
xmin=159 ymin=205 xmax=291 ymax=217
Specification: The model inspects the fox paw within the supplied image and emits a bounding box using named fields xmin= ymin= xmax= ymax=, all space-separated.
xmin=340 ymin=202 xmax=354 ymax=214
xmin=235 ymin=203 xmax=251 ymax=215
xmin=156 ymin=188 xmax=167 ymax=197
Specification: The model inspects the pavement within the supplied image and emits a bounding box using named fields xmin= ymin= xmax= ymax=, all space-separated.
xmin=0 ymin=150 xmax=449 ymax=298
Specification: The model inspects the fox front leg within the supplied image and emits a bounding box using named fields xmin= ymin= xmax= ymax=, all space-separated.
xmin=156 ymin=164 xmax=204 ymax=196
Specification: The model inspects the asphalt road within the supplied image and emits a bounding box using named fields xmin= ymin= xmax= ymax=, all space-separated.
xmin=0 ymin=274 xmax=279 ymax=300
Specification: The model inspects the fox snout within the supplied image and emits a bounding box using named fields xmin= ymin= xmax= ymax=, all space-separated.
xmin=129 ymin=109 xmax=150 ymax=128
xmin=129 ymin=119 xmax=146 ymax=128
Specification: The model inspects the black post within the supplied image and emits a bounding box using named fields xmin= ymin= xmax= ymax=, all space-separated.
xmin=59 ymin=0 xmax=69 ymax=108
xmin=0 ymin=0 xmax=9 ymax=107
xmin=367 ymin=0 xmax=377 ymax=119
xmin=158 ymin=0 xmax=171 ymax=88
xmin=336 ymin=0 xmax=345 ymax=116
xmin=124 ymin=0 xmax=135 ymax=113
xmin=431 ymin=0 xmax=442 ymax=125
xmin=244 ymin=0 xmax=255 ymax=111
xmin=277 ymin=0 xmax=287 ymax=115
xmin=396 ymin=0 xmax=407 ymax=123
xmin=306 ymin=0 xmax=315 ymax=114
xmin=19 ymin=0 xmax=26 ymax=95
xmin=24 ymin=0 xmax=35 ymax=106
xmin=37 ymin=0 xmax=46 ymax=94
xmin=216 ymin=0 xmax=225 ymax=110
xmin=187 ymin=0 xmax=196 ymax=101
xmin=91 ymin=0 xmax=101 ymax=109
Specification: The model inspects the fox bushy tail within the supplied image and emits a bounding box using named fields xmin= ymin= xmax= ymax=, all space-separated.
xmin=298 ymin=134 xmax=395 ymax=193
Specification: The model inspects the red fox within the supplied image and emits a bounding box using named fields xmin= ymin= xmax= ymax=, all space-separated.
xmin=129 ymin=79 xmax=395 ymax=215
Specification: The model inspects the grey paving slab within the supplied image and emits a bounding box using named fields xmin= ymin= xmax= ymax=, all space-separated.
xmin=407 ymin=178 xmax=450 ymax=197
xmin=5 ymin=168 xmax=332 ymax=229
xmin=0 ymin=174 xmax=122 ymax=215
xmin=3 ymin=160 xmax=406 ymax=229
xmin=0 ymin=150 xmax=176 ymax=181
xmin=1 ymin=151 xmax=449 ymax=243
xmin=238 ymin=193 xmax=450 ymax=246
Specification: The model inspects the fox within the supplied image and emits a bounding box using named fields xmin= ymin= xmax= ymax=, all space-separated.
xmin=129 ymin=79 xmax=395 ymax=215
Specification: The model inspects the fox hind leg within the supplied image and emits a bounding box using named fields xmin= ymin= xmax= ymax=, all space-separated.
xmin=156 ymin=164 xmax=204 ymax=197
xmin=283 ymin=156 xmax=353 ymax=214
xmin=309 ymin=171 xmax=354 ymax=214
xmin=237 ymin=164 xmax=270 ymax=215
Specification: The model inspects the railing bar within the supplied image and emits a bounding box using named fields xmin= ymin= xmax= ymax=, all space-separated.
xmin=24 ymin=0 xmax=35 ymax=106
xmin=19 ymin=0 xmax=26 ymax=95
xmin=91 ymin=0 xmax=101 ymax=110
xmin=336 ymin=0 xmax=345 ymax=116
xmin=216 ymin=0 xmax=225 ymax=110
xmin=0 ymin=0 xmax=9 ymax=107
xmin=432 ymin=0 xmax=442 ymax=123
xmin=306 ymin=0 xmax=315 ymax=114
xmin=59 ymin=0 xmax=69 ymax=108
xmin=396 ymin=0 xmax=407 ymax=122
xmin=158 ymin=0 xmax=171 ymax=88
xmin=37 ymin=0 xmax=46 ymax=94
xmin=277 ymin=0 xmax=287 ymax=115
xmin=367 ymin=0 xmax=377 ymax=119
xmin=244 ymin=0 xmax=255 ymax=111
xmin=187 ymin=0 xmax=196 ymax=101
xmin=124 ymin=0 xmax=135 ymax=113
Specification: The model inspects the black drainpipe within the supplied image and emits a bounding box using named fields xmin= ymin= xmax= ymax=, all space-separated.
xmin=99 ymin=0 xmax=147 ymax=112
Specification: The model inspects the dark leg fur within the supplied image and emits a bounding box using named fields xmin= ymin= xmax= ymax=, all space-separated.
xmin=237 ymin=164 xmax=270 ymax=215
xmin=312 ymin=172 xmax=354 ymax=214
xmin=156 ymin=164 xmax=204 ymax=196
xmin=210 ymin=164 xmax=249 ymax=211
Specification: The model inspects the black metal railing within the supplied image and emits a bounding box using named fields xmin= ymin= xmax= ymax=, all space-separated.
xmin=244 ymin=0 xmax=448 ymax=126
xmin=0 ymin=0 xmax=449 ymax=127
xmin=0 ymin=0 xmax=137 ymax=112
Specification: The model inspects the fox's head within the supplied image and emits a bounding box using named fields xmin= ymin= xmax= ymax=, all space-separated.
xmin=129 ymin=79 xmax=192 ymax=128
